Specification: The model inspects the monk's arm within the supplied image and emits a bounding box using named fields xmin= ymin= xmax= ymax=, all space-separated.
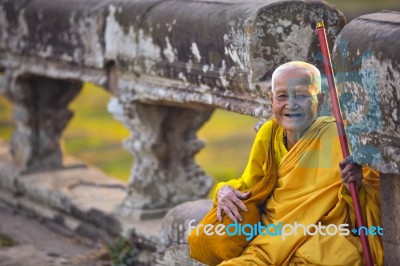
xmin=213 ymin=122 xmax=271 ymax=202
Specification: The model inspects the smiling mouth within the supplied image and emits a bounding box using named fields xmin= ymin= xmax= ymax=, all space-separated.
xmin=284 ymin=114 xmax=302 ymax=118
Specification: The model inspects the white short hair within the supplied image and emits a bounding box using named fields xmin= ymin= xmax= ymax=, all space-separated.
xmin=271 ymin=61 xmax=321 ymax=95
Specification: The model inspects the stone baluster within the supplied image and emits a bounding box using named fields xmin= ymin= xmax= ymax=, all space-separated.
xmin=108 ymin=97 xmax=214 ymax=219
xmin=5 ymin=76 xmax=82 ymax=173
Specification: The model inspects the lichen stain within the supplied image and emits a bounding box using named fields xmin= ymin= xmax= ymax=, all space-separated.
xmin=277 ymin=18 xmax=291 ymax=27
xmin=186 ymin=59 xmax=193 ymax=73
xmin=137 ymin=29 xmax=162 ymax=74
xmin=105 ymin=5 xmax=162 ymax=74
xmin=218 ymin=60 xmax=226 ymax=77
xmin=105 ymin=5 xmax=138 ymax=62
xmin=361 ymin=56 xmax=399 ymax=130
xmin=18 ymin=9 xmax=29 ymax=37
xmin=223 ymin=34 xmax=244 ymax=70
xmin=190 ymin=42 xmax=202 ymax=63
xmin=227 ymin=20 xmax=251 ymax=69
xmin=37 ymin=46 xmax=53 ymax=58
xmin=0 ymin=6 xmax=9 ymax=49
xmin=275 ymin=23 xmax=313 ymax=61
xmin=163 ymin=37 xmax=175 ymax=63
xmin=78 ymin=16 xmax=104 ymax=68
xmin=11 ymin=8 xmax=29 ymax=51
xmin=338 ymin=54 xmax=400 ymax=172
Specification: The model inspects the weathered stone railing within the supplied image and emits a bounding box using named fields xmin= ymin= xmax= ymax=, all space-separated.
xmin=2 ymin=0 xmax=399 ymax=265
xmin=0 ymin=0 xmax=344 ymax=215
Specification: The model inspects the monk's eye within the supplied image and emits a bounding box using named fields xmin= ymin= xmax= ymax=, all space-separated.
xmin=275 ymin=95 xmax=288 ymax=102
xmin=295 ymin=95 xmax=311 ymax=101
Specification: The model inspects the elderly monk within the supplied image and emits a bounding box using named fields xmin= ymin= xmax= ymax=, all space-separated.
xmin=213 ymin=61 xmax=383 ymax=265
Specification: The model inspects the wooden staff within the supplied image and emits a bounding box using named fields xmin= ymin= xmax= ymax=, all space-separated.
xmin=316 ymin=19 xmax=373 ymax=266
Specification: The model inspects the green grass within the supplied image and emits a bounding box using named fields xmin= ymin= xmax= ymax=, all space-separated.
xmin=0 ymin=96 xmax=14 ymax=141
xmin=327 ymin=0 xmax=400 ymax=21
xmin=0 ymin=84 xmax=258 ymax=197
xmin=197 ymin=109 xmax=258 ymax=196
xmin=61 ymin=83 xmax=133 ymax=181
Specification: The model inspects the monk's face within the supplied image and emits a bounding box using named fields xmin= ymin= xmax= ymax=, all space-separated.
xmin=270 ymin=68 xmax=324 ymax=135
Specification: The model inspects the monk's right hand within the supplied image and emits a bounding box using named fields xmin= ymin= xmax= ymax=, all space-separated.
xmin=216 ymin=185 xmax=251 ymax=223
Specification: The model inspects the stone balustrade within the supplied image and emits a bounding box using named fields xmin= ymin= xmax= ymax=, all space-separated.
xmin=0 ymin=0 xmax=344 ymax=217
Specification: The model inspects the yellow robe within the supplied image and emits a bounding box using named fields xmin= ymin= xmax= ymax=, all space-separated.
xmin=215 ymin=116 xmax=383 ymax=266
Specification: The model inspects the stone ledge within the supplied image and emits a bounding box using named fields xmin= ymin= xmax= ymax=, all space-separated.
xmin=0 ymin=137 xmax=216 ymax=264
xmin=0 ymin=0 xmax=345 ymax=116
xmin=0 ymin=139 xmax=166 ymax=264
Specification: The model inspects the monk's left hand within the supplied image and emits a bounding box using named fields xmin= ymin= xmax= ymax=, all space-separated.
xmin=339 ymin=156 xmax=362 ymax=190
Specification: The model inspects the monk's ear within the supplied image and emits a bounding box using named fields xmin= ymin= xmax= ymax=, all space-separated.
xmin=317 ymin=92 xmax=325 ymax=112
xmin=268 ymin=91 xmax=274 ymax=103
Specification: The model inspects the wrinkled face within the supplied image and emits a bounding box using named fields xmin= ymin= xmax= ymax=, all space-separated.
xmin=270 ymin=68 xmax=323 ymax=134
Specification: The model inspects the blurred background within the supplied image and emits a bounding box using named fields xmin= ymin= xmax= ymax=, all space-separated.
xmin=0 ymin=0 xmax=399 ymax=197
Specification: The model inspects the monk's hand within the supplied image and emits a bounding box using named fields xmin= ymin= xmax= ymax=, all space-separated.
xmin=216 ymin=185 xmax=251 ymax=223
xmin=339 ymin=156 xmax=363 ymax=191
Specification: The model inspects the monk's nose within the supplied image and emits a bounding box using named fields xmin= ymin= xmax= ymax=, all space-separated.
xmin=287 ymin=96 xmax=297 ymax=109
